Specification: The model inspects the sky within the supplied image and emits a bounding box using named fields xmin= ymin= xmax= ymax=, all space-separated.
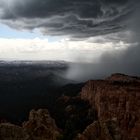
xmin=0 ymin=22 xmax=130 ymax=61
xmin=0 ymin=0 xmax=137 ymax=61
xmin=0 ymin=0 xmax=140 ymax=78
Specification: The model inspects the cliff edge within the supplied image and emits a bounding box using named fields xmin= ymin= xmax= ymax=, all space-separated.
xmin=79 ymin=73 xmax=140 ymax=140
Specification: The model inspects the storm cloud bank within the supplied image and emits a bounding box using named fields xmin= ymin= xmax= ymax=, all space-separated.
xmin=66 ymin=43 xmax=140 ymax=81
xmin=0 ymin=0 xmax=140 ymax=80
xmin=0 ymin=0 xmax=135 ymax=38
xmin=66 ymin=4 xmax=140 ymax=81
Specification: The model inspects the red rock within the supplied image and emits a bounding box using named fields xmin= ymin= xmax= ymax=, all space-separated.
xmin=23 ymin=109 xmax=61 ymax=140
xmin=80 ymin=74 xmax=140 ymax=140
xmin=0 ymin=109 xmax=61 ymax=140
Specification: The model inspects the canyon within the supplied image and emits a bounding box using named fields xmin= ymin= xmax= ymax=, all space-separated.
xmin=0 ymin=73 xmax=139 ymax=140
xmin=78 ymin=73 xmax=140 ymax=140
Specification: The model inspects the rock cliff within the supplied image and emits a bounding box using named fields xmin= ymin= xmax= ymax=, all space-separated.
xmin=0 ymin=109 xmax=60 ymax=140
xmin=0 ymin=73 xmax=139 ymax=140
xmin=79 ymin=73 xmax=140 ymax=140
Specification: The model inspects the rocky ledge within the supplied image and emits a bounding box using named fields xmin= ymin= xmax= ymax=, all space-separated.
xmin=79 ymin=73 xmax=140 ymax=140
xmin=0 ymin=109 xmax=61 ymax=140
xmin=0 ymin=73 xmax=139 ymax=140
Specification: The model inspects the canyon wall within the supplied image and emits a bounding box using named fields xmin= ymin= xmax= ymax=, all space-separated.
xmin=0 ymin=109 xmax=61 ymax=140
xmin=79 ymin=74 xmax=140 ymax=140
xmin=0 ymin=73 xmax=139 ymax=140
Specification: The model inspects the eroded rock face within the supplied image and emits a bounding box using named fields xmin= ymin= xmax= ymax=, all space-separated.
xmin=0 ymin=123 xmax=28 ymax=140
xmin=76 ymin=121 xmax=101 ymax=140
xmin=106 ymin=73 xmax=140 ymax=82
xmin=0 ymin=74 xmax=139 ymax=140
xmin=76 ymin=119 xmax=122 ymax=140
xmin=23 ymin=109 xmax=60 ymax=140
xmin=0 ymin=109 xmax=60 ymax=140
xmin=80 ymin=74 xmax=140 ymax=140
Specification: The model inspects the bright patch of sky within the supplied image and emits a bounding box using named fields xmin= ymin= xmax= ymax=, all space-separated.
xmin=0 ymin=23 xmax=131 ymax=62
xmin=0 ymin=23 xmax=61 ymax=42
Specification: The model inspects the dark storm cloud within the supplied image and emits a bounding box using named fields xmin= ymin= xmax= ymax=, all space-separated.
xmin=0 ymin=0 xmax=135 ymax=37
xmin=65 ymin=4 xmax=140 ymax=81
xmin=65 ymin=42 xmax=140 ymax=81
xmin=0 ymin=0 xmax=139 ymax=80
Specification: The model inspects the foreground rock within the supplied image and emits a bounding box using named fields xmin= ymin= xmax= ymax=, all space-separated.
xmin=0 ymin=123 xmax=27 ymax=140
xmin=0 ymin=109 xmax=60 ymax=140
xmin=79 ymin=73 xmax=140 ymax=140
xmin=76 ymin=120 xmax=122 ymax=140
xmin=0 ymin=73 xmax=139 ymax=140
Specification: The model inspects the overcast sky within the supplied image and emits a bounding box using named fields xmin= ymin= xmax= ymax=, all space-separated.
xmin=0 ymin=0 xmax=139 ymax=78
xmin=0 ymin=0 xmax=138 ymax=61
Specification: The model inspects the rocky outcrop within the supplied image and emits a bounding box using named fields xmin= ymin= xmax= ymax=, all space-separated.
xmin=23 ymin=109 xmax=61 ymax=140
xmin=106 ymin=73 xmax=140 ymax=82
xmin=0 ymin=109 xmax=60 ymax=140
xmin=76 ymin=121 xmax=101 ymax=140
xmin=54 ymin=94 xmax=94 ymax=140
xmin=80 ymin=74 xmax=140 ymax=140
xmin=76 ymin=119 xmax=122 ymax=140
xmin=0 ymin=123 xmax=27 ymax=140
xmin=0 ymin=73 xmax=139 ymax=140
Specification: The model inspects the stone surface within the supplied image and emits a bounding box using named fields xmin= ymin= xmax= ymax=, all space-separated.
xmin=0 ymin=73 xmax=139 ymax=140
xmin=0 ymin=109 xmax=60 ymax=140
xmin=23 ymin=109 xmax=61 ymax=140
xmin=0 ymin=123 xmax=27 ymax=140
xmin=76 ymin=120 xmax=121 ymax=140
xmin=80 ymin=74 xmax=140 ymax=140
